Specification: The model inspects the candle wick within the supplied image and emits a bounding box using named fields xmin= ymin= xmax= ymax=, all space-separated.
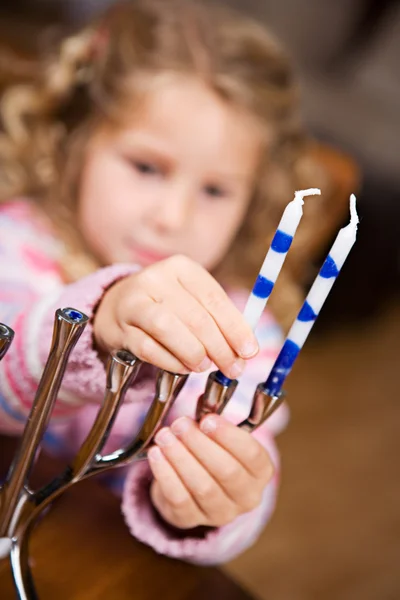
xmin=294 ymin=188 xmax=321 ymax=205
xmin=349 ymin=194 xmax=359 ymax=227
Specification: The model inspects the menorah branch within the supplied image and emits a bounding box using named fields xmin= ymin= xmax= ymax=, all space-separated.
xmin=0 ymin=309 xmax=88 ymax=537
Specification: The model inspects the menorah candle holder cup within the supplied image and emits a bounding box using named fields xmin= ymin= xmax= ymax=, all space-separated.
xmin=196 ymin=373 xmax=285 ymax=432
xmin=0 ymin=308 xmax=282 ymax=600
xmin=238 ymin=384 xmax=285 ymax=432
xmin=195 ymin=371 xmax=238 ymax=420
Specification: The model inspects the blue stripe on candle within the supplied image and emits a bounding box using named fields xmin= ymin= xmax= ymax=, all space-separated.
xmin=297 ymin=301 xmax=318 ymax=322
xmin=271 ymin=230 xmax=293 ymax=253
xmin=264 ymin=339 xmax=300 ymax=396
xmin=215 ymin=370 xmax=233 ymax=386
xmin=319 ymin=255 xmax=340 ymax=279
xmin=252 ymin=275 xmax=274 ymax=299
xmin=275 ymin=339 xmax=300 ymax=370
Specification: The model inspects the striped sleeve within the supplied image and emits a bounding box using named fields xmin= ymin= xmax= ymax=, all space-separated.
xmin=0 ymin=202 xmax=140 ymax=435
xmin=0 ymin=202 xmax=67 ymax=432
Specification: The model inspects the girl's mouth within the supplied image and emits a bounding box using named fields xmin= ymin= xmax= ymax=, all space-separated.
xmin=127 ymin=241 xmax=171 ymax=265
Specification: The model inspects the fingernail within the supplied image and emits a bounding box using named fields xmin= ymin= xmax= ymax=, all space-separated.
xmin=196 ymin=357 xmax=212 ymax=372
xmin=171 ymin=416 xmax=191 ymax=436
xmin=155 ymin=428 xmax=176 ymax=447
xmin=239 ymin=340 xmax=258 ymax=358
xmin=148 ymin=446 xmax=164 ymax=462
xmin=200 ymin=415 xmax=218 ymax=434
xmin=229 ymin=358 xmax=245 ymax=378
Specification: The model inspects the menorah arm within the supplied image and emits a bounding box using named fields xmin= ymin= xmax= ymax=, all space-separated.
xmin=29 ymin=350 xmax=141 ymax=516
xmin=92 ymin=370 xmax=188 ymax=469
xmin=0 ymin=308 xmax=88 ymax=537
xmin=14 ymin=367 xmax=186 ymax=540
xmin=9 ymin=526 xmax=39 ymax=600
xmin=68 ymin=350 xmax=142 ymax=479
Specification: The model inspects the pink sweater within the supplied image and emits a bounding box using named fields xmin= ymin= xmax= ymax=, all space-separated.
xmin=0 ymin=200 xmax=289 ymax=565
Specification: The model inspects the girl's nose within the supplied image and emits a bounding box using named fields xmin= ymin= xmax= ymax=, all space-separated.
xmin=146 ymin=181 xmax=192 ymax=233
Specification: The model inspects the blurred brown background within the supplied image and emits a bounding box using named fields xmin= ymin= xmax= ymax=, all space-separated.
xmin=0 ymin=1 xmax=399 ymax=599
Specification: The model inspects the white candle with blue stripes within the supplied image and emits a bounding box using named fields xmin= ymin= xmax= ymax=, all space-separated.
xmin=264 ymin=194 xmax=359 ymax=396
xmin=243 ymin=188 xmax=321 ymax=330
xmin=215 ymin=188 xmax=320 ymax=386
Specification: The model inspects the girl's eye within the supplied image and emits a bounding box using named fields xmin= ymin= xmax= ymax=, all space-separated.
xmin=132 ymin=160 xmax=160 ymax=176
xmin=203 ymin=184 xmax=228 ymax=199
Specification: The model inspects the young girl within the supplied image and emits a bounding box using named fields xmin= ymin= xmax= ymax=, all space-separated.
xmin=0 ymin=0 xmax=320 ymax=564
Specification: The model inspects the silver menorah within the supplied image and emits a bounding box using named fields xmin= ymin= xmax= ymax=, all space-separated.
xmin=0 ymin=307 xmax=284 ymax=599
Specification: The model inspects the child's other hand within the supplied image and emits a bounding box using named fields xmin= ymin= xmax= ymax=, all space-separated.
xmin=148 ymin=414 xmax=274 ymax=529
xmin=94 ymin=255 xmax=258 ymax=378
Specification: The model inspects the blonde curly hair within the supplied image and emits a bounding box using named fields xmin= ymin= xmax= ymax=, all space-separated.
xmin=0 ymin=0 xmax=327 ymax=329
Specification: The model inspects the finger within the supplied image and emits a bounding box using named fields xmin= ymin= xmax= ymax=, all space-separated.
xmin=125 ymin=299 xmax=211 ymax=372
xmin=175 ymin=258 xmax=258 ymax=359
xmin=148 ymin=448 xmax=205 ymax=529
xmin=122 ymin=326 xmax=190 ymax=373
xmin=153 ymin=427 xmax=239 ymax=526
xmin=171 ymin=417 xmax=262 ymax=512
xmin=162 ymin=282 xmax=245 ymax=379
xmin=199 ymin=414 xmax=274 ymax=482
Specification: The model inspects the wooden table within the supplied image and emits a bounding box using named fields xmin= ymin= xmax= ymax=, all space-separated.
xmin=0 ymin=437 xmax=254 ymax=600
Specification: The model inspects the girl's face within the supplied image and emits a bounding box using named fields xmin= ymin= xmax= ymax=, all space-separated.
xmin=78 ymin=76 xmax=263 ymax=271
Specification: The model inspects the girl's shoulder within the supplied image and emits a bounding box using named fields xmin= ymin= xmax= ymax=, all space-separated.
xmin=0 ymin=198 xmax=54 ymax=234
xmin=0 ymin=198 xmax=63 ymax=278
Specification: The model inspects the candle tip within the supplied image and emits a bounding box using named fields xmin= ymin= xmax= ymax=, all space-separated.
xmin=294 ymin=188 xmax=321 ymax=205
xmin=349 ymin=194 xmax=359 ymax=227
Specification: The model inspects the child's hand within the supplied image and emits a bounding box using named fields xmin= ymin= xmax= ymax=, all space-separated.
xmin=94 ymin=255 xmax=258 ymax=378
xmin=148 ymin=414 xmax=274 ymax=529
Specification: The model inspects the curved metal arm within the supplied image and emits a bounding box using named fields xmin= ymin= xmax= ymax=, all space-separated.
xmin=70 ymin=350 xmax=142 ymax=479
xmin=32 ymin=350 xmax=141 ymax=509
xmin=17 ymin=366 xmax=187 ymax=539
xmin=93 ymin=369 xmax=188 ymax=468
xmin=0 ymin=308 xmax=88 ymax=538
xmin=10 ymin=527 xmax=38 ymax=600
